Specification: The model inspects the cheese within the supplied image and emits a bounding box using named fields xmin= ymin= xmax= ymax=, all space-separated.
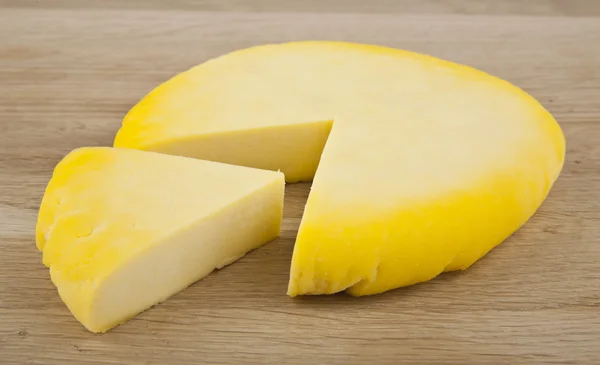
xmin=114 ymin=41 xmax=565 ymax=296
xmin=36 ymin=147 xmax=284 ymax=332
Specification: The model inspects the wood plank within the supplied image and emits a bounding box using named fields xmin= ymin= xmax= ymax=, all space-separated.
xmin=1 ymin=0 xmax=600 ymax=16
xmin=1 ymin=4 xmax=599 ymax=365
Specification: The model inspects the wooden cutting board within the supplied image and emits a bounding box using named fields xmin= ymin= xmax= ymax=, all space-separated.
xmin=1 ymin=1 xmax=599 ymax=364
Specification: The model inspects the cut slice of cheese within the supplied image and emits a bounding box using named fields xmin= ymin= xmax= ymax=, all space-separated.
xmin=114 ymin=41 xmax=565 ymax=296
xmin=36 ymin=147 xmax=284 ymax=332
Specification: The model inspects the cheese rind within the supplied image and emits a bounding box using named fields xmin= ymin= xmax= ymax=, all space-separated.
xmin=36 ymin=147 xmax=284 ymax=332
xmin=113 ymin=41 xmax=565 ymax=296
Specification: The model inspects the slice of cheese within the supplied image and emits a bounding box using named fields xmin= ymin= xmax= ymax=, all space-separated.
xmin=36 ymin=147 xmax=284 ymax=332
xmin=114 ymin=41 xmax=565 ymax=296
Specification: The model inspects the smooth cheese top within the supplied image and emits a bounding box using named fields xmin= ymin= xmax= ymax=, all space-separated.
xmin=115 ymin=41 xmax=565 ymax=203
xmin=36 ymin=147 xmax=284 ymax=284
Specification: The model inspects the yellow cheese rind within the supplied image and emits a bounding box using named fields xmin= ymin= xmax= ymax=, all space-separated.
xmin=289 ymin=136 xmax=561 ymax=296
xmin=113 ymin=41 xmax=565 ymax=296
xmin=36 ymin=147 xmax=284 ymax=332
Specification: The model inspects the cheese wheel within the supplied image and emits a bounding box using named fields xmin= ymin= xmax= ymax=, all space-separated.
xmin=36 ymin=147 xmax=284 ymax=332
xmin=114 ymin=41 xmax=565 ymax=296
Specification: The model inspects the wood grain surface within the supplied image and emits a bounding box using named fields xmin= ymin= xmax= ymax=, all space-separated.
xmin=1 ymin=1 xmax=599 ymax=364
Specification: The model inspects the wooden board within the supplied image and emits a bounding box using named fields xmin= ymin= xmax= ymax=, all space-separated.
xmin=1 ymin=1 xmax=599 ymax=364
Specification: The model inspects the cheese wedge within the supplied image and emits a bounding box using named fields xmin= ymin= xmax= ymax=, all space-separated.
xmin=114 ymin=41 xmax=565 ymax=296
xmin=36 ymin=147 xmax=284 ymax=332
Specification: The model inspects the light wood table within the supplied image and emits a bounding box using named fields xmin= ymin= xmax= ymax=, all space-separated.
xmin=1 ymin=1 xmax=599 ymax=364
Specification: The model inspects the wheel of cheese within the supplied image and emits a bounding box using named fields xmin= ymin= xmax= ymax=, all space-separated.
xmin=114 ymin=41 xmax=565 ymax=296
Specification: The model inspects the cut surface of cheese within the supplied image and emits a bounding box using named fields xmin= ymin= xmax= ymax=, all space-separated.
xmin=36 ymin=147 xmax=284 ymax=332
xmin=114 ymin=41 xmax=565 ymax=296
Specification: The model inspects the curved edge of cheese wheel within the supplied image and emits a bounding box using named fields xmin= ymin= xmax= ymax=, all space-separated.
xmin=36 ymin=147 xmax=93 ymax=253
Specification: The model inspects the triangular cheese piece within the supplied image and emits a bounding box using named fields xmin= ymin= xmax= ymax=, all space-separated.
xmin=113 ymin=41 xmax=565 ymax=297
xmin=36 ymin=147 xmax=284 ymax=332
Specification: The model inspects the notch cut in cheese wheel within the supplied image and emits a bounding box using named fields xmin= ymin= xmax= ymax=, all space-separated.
xmin=114 ymin=41 xmax=565 ymax=296
xmin=36 ymin=147 xmax=284 ymax=332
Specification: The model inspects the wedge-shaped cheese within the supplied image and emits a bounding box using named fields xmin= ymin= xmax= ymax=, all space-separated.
xmin=36 ymin=147 xmax=284 ymax=332
xmin=114 ymin=41 xmax=565 ymax=296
